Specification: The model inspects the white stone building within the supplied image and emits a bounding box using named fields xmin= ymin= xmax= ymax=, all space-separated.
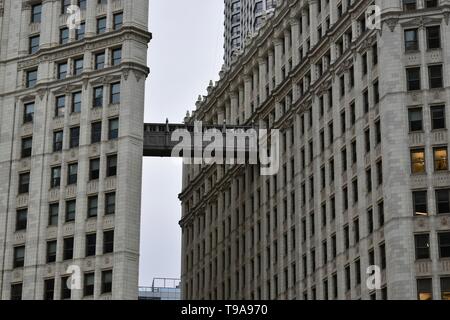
xmin=0 ymin=0 xmax=150 ymax=300
xmin=180 ymin=0 xmax=450 ymax=300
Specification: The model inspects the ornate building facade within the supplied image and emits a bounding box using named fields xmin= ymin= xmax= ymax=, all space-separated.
xmin=0 ymin=0 xmax=150 ymax=300
xmin=180 ymin=0 xmax=450 ymax=300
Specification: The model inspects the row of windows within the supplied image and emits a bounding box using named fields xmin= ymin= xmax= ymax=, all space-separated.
xmin=414 ymin=232 xmax=450 ymax=260
xmin=410 ymin=146 xmax=448 ymax=174
xmin=408 ymin=105 xmax=446 ymax=132
xmin=403 ymin=0 xmax=440 ymax=11
xmin=16 ymin=193 xmax=115 ymax=232
xmin=12 ymin=229 xmax=113 ymax=271
xmin=413 ymin=188 xmax=450 ymax=216
xmin=18 ymin=154 xmax=117 ymax=194
xmin=417 ymin=277 xmax=450 ymax=300
xmin=406 ymin=64 xmax=444 ymax=91
xmin=10 ymin=269 xmax=113 ymax=300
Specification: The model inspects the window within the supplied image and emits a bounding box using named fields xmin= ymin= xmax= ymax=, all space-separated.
xmin=76 ymin=22 xmax=85 ymax=40
xmin=16 ymin=209 xmax=28 ymax=231
xmin=61 ymin=276 xmax=71 ymax=299
xmin=427 ymin=26 xmax=441 ymax=49
xmin=411 ymin=149 xmax=425 ymax=173
xmin=434 ymin=147 xmax=448 ymax=171
xmin=18 ymin=172 xmax=30 ymax=194
xmin=365 ymin=129 xmax=371 ymax=152
xmin=60 ymin=28 xmax=69 ymax=45
xmin=67 ymin=163 xmax=78 ymax=185
xmin=23 ymin=102 xmax=34 ymax=124
xmin=97 ymin=17 xmax=107 ymax=34
xmin=21 ymin=137 xmax=33 ymax=158
xmin=106 ymin=155 xmax=117 ymax=177
xmin=103 ymin=230 xmax=114 ymax=254
xmin=408 ymin=108 xmax=423 ymax=132
xmin=362 ymin=53 xmax=368 ymax=75
xmin=44 ymin=279 xmax=55 ymax=300
xmin=344 ymin=225 xmax=350 ymax=249
xmin=373 ymin=80 xmax=379 ymax=104
xmin=403 ymin=0 xmax=417 ymax=11
xmin=340 ymin=75 xmax=345 ymax=97
xmin=438 ymin=232 xmax=450 ymax=258
xmin=417 ymin=279 xmax=433 ymax=300
xmin=89 ymin=158 xmax=100 ymax=180
xmin=367 ymin=209 xmax=374 ymax=234
xmin=55 ymin=95 xmax=65 ymax=117
xmin=11 ymin=284 xmax=22 ymax=300
xmin=113 ymin=12 xmax=123 ymax=30
xmin=57 ymin=62 xmax=67 ymax=79
xmin=415 ymin=234 xmax=430 ymax=260
xmin=102 ymin=270 xmax=113 ymax=294
xmin=73 ymin=58 xmax=84 ymax=76
xmin=61 ymin=0 xmax=71 ymax=14
xmin=112 ymin=48 xmax=122 ymax=66
xmin=63 ymin=237 xmax=74 ymax=260
xmin=429 ymin=65 xmax=443 ymax=89
xmin=49 ymin=203 xmax=59 ymax=226
xmin=372 ymin=43 xmax=378 ymax=66
xmin=378 ymin=201 xmax=385 ymax=227
xmin=91 ymin=122 xmax=102 ymax=144
xmin=84 ymin=273 xmax=95 ymax=296
xmin=441 ymin=277 xmax=450 ymax=300
xmin=53 ymin=131 xmax=63 ymax=152
xmin=110 ymin=83 xmax=121 ymax=104
xmin=430 ymin=105 xmax=445 ymax=130
xmin=86 ymin=233 xmax=96 ymax=257
xmin=380 ymin=243 xmax=386 ymax=270
xmin=65 ymin=200 xmax=76 ymax=222
xmin=95 ymin=52 xmax=105 ymax=70
xmin=413 ymin=191 xmax=428 ymax=216
xmin=436 ymin=189 xmax=450 ymax=215
xmin=93 ymin=86 xmax=103 ymax=108
xmin=87 ymin=196 xmax=98 ymax=218
xmin=31 ymin=4 xmax=42 ymax=23
xmin=108 ymin=118 xmax=119 ymax=140
xmin=47 ymin=241 xmax=57 ymax=263
xmin=406 ymin=67 xmax=421 ymax=91
xmin=105 ymin=193 xmax=116 ymax=215
xmin=345 ymin=265 xmax=351 ymax=291
xmin=376 ymin=160 xmax=383 ymax=185
xmin=51 ymin=166 xmax=61 ymax=188
xmin=363 ymin=90 xmax=369 ymax=113
xmin=78 ymin=0 xmax=87 ymax=10
xmin=71 ymin=92 xmax=82 ymax=113
xmin=425 ymin=0 xmax=438 ymax=7
xmin=69 ymin=127 xmax=80 ymax=149
xmin=29 ymin=35 xmax=40 ymax=54
xmin=13 ymin=246 xmax=25 ymax=268
xmin=366 ymin=169 xmax=372 ymax=193
xmin=404 ymin=29 xmax=419 ymax=51
xmin=26 ymin=69 xmax=38 ymax=88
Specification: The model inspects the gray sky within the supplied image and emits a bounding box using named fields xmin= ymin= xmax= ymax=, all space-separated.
xmin=139 ymin=0 xmax=225 ymax=286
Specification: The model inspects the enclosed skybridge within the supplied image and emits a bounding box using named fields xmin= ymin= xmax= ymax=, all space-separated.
xmin=143 ymin=121 xmax=258 ymax=158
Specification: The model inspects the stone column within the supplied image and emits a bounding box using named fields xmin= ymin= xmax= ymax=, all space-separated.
xmin=268 ymin=50 xmax=274 ymax=92
xmin=274 ymin=38 xmax=283 ymax=87
xmin=290 ymin=18 xmax=301 ymax=66
xmin=244 ymin=75 xmax=252 ymax=121
xmin=19 ymin=4 xmax=31 ymax=55
xmin=301 ymin=9 xmax=308 ymax=57
xmin=258 ymin=57 xmax=267 ymax=103
xmin=85 ymin=0 xmax=97 ymax=37
xmin=309 ymin=0 xmax=319 ymax=47
xmin=230 ymin=92 xmax=239 ymax=125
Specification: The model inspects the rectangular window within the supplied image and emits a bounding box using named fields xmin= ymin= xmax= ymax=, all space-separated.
xmin=72 ymin=91 xmax=82 ymax=113
xmin=434 ymin=147 xmax=448 ymax=171
xmin=105 ymin=193 xmax=116 ymax=215
xmin=413 ymin=191 xmax=428 ymax=216
xmin=50 ymin=166 xmax=61 ymax=188
xmin=112 ymin=48 xmax=122 ymax=66
xmin=91 ymin=122 xmax=102 ymax=143
xmin=65 ymin=200 xmax=76 ymax=222
xmin=29 ymin=35 xmax=40 ymax=54
xmin=47 ymin=240 xmax=57 ymax=263
xmin=61 ymin=0 xmax=71 ymax=14
xmin=11 ymin=284 xmax=23 ymax=300
xmin=103 ymin=230 xmax=114 ymax=254
xmin=57 ymin=62 xmax=67 ymax=79
xmin=441 ymin=277 xmax=450 ymax=300
xmin=87 ymin=196 xmax=98 ymax=218
xmin=84 ymin=273 xmax=95 ymax=296
xmin=431 ymin=105 xmax=446 ymax=130
xmin=63 ymin=237 xmax=74 ymax=260
xmin=76 ymin=22 xmax=85 ymax=40
xmin=415 ymin=234 xmax=430 ymax=260
xmin=53 ymin=131 xmax=63 ymax=152
xmin=408 ymin=108 xmax=423 ymax=132
xmin=44 ymin=279 xmax=55 ymax=300
xmin=436 ymin=189 xmax=450 ymax=215
xmin=95 ymin=52 xmax=105 ymax=70
xmin=406 ymin=67 xmax=421 ymax=91
xmin=404 ymin=29 xmax=419 ymax=51
xmin=113 ymin=12 xmax=123 ymax=30
xmin=70 ymin=127 xmax=80 ymax=148
xmin=55 ymin=95 xmax=65 ymax=117
xmin=18 ymin=172 xmax=30 ymax=194
xmin=60 ymin=28 xmax=69 ymax=45
xmin=49 ymin=203 xmax=59 ymax=226
xmin=106 ymin=155 xmax=117 ymax=177
xmin=61 ymin=276 xmax=71 ymax=299
xmin=16 ymin=209 xmax=28 ymax=231
xmin=85 ymin=233 xmax=96 ymax=257
xmin=411 ymin=149 xmax=426 ymax=173
xmin=74 ymin=58 xmax=84 ymax=76
xmin=108 ymin=118 xmax=119 ymax=140
xmin=31 ymin=4 xmax=42 ymax=23
xmin=429 ymin=65 xmax=443 ymax=89
xmin=102 ymin=270 xmax=113 ymax=294
xmin=97 ymin=17 xmax=107 ymax=34
xmin=110 ymin=83 xmax=121 ymax=104
xmin=89 ymin=158 xmax=100 ymax=180
xmin=427 ymin=26 xmax=441 ymax=49
xmin=403 ymin=0 xmax=417 ymax=11
xmin=438 ymin=232 xmax=450 ymax=258
xmin=21 ymin=137 xmax=33 ymax=158
xmin=417 ymin=278 xmax=433 ymax=300
xmin=26 ymin=69 xmax=38 ymax=88
xmin=13 ymin=246 xmax=25 ymax=268
xmin=23 ymin=102 xmax=34 ymax=123
xmin=93 ymin=86 xmax=103 ymax=107
xmin=67 ymin=163 xmax=78 ymax=185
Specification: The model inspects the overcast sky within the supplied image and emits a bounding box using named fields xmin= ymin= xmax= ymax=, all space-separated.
xmin=139 ymin=0 xmax=225 ymax=286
